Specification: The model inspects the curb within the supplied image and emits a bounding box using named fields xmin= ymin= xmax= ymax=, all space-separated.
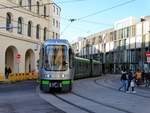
xmin=0 ymin=80 xmax=12 ymax=84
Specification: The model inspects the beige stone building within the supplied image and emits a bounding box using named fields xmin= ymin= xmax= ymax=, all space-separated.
xmin=0 ymin=0 xmax=61 ymax=78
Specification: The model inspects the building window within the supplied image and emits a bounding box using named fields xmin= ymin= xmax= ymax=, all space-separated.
xmin=131 ymin=25 xmax=136 ymax=37
xmin=18 ymin=0 xmax=22 ymax=6
xmin=6 ymin=13 xmax=12 ymax=32
xmin=56 ymin=20 xmax=58 ymax=28
xmin=44 ymin=6 xmax=46 ymax=18
xmin=56 ymin=8 xmax=59 ymax=15
xmin=127 ymin=27 xmax=130 ymax=37
xmin=53 ymin=18 xmax=55 ymax=26
xmin=53 ymin=5 xmax=55 ymax=12
xmin=119 ymin=40 xmax=121 ymax=50
xmin=28 ymin=21 xmax=32 ymax=37
xmin=28 ymin=0 xmax=32 ymax=11
xmin=124 ymin=39 xmax=126 ymax=49
xmin=18 ymin=17 xmax=23 ymax=34
xmin=36 ymin=24 xmax=40 ymax=39
xmin=56 ymin=33 xmax=58 ymax=38
xmin=53 ymin=32 xmax=55 ymax=38
xmin=43 ymin=27 xmax=47 ymax=41
xmin=37 ymin=1 xmax=40 ymax=14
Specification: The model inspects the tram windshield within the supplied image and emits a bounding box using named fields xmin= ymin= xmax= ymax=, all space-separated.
xmin=44 ymin=45 xmax=68 ymax=71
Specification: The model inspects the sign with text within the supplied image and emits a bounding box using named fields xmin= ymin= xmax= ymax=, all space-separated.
xmin=146 ymin=52 xmax=150 ymax=62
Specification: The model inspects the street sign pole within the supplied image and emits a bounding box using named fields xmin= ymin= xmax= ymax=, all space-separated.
xmin=16 ymin=53 xmax=21 ymax=73
xmin=18 ymin=62 xmax=19 ymax=73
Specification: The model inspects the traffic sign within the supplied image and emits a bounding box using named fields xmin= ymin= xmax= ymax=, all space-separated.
xmin=16 ymin=53 xmax=21 ymax=59
xmin=145 ymin=52 xmax=150 ymax=62
xmin=146 ymin=52 xmax=150 ymax=57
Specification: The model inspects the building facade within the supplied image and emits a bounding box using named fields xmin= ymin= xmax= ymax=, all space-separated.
xmin=72 ymin=16 xmax=150 ymax=73
xmin=0 ymin=0 xmax=60 ymax=78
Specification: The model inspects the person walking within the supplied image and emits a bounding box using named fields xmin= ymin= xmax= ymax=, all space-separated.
xmin=130 ymin=78 xmax=136 ymax=93
xmin=134 ymin=69 xmax=142 ymax=86
xmin=118 ymin=69 xmax=128 ymax=92
xmin=126 ymin=70 xmax=133 ymax=93
xmin=144 ymin=71 xmax=150 ymax=87
xmin=5 ymin=66 xmax=8 ymax=79
xmin=8 ymin=67 xmax=12 ymax=76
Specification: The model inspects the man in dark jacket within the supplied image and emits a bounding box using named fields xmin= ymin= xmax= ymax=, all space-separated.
xmin=5 ymin=66 xmax=8 ymax=79
xmin=118 ymin=70 xmax=128 ymax=92
xmin=126 ymin=71 xmax=134 ymax=92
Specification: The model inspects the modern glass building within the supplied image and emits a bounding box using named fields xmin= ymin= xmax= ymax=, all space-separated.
xmin=72 ymin=16 xmax=150 ymax=73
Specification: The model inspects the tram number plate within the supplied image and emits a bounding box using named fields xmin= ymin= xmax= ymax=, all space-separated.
xmin=50 ymin=82 xmax=62 ymax=88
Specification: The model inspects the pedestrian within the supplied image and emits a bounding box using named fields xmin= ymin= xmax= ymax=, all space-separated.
xmin=130 ymin=78 xmax=136 ymax=93
xmin=5 ymin=66 xmax=8 ymax=79
xmin=126 ymin=70 xmax=134 ymax=93
xmin=134 ymin=69 xmax=142 ymax=86
xmin=7 ymin=67 xmax=12 ymax=78
xmin=118 ymin=69 xmax=128 ymax=92
xmin=144 ymin=71 xmax=150 ymax=87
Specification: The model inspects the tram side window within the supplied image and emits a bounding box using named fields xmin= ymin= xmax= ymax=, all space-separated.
xmin=69 ymin=48 xmax=74 ymax=68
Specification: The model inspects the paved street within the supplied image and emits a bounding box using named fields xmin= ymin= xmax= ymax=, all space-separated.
xmin=0 ymin=75 xmax=150 ymax=113
xmin=40 ymin=74 xmax=150 ymax=113
xmin=0 ymin=81 xmax=65 ymax=113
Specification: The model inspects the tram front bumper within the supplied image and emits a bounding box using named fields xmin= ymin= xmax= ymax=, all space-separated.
xmin=41 ymin=80 xmax=73 ymax=88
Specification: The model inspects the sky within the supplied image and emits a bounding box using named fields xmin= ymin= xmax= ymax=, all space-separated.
xmin=54 ymin=0 xmax=150 ymax=43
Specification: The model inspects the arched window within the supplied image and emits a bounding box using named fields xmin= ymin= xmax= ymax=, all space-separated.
xmin=18 ymin=17 xmax=23 ymax=34
xmin=44 ymin=6 xmax=46 ymax=17
xmin=37 ymin=1 xmax=40 ymax=14
xmin=43 ymin=27 xmax=47 ymax=41
xmin=6 ymin=13 xmax=12 ymax=32
xmin=36 ymin=24 xmax=40 ymax=39
xmin=28 ymin=0 xmax=32 ymax=11
xmin=18 ymin=0 xmax=22 ymax=6
xmin=28 ymin=21 xmax=32 ymax=37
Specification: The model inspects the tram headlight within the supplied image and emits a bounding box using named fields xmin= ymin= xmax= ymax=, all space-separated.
xmin=62 ymin=74 xmax=65 ymax=78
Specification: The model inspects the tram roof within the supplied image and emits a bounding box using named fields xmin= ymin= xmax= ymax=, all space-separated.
xmin=43 ymin=39 xmax=70 ymax=46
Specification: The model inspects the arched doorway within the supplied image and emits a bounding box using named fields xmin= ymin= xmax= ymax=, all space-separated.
xmin=25 ymin=49 xmax=35 ymax=72
xmin=5 ymin=46 xmax=18 ymax=78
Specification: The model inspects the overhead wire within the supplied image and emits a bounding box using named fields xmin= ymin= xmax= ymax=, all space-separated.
xmin=60 ymin=0 xmax=136 ymax=37
xmin=76 ymin=19 xmax=112 ymax=26
xmin=0 ymin=0 xmax=135 ymax=37
xmin=60 ymin=22 xmax=74 ymax=36
xmin=77 ymin=0 xmax=136 ymax=20
xmin=61 ymin=0 xmax=136 ymax=32
xmin=0 ymin=0 xmax=97 ymax=38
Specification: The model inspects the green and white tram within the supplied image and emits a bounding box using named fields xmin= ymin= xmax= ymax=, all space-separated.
xmin=39 ymin=39 xmax=74 ymax=92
